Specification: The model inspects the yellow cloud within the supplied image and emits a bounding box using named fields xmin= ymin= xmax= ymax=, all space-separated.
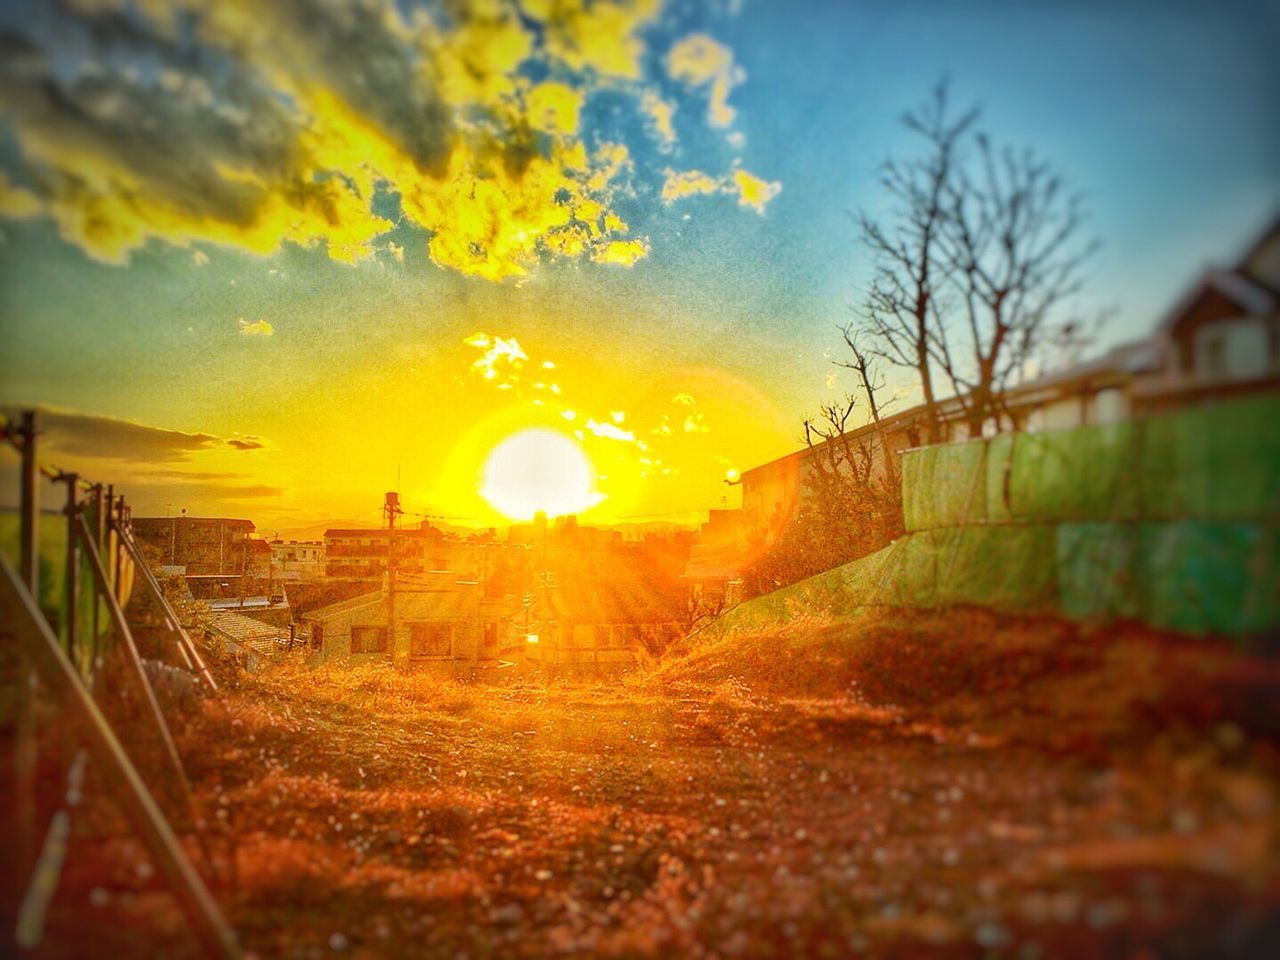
xmin=238 ymin=318 xmax=274 ymax=336
xmin=592 ymin=237 xmax=650 ymax=267
xmin=524 ymin=0 xmax=662 ymax=80
xmin=660 ymin=169 xmax=721 ymax=203
xmin=527 ymin=81 xmax=584 ymax=136
xmin=0 ymin=0 xmax=790 ymax=277
xmin=465 ymin=332 xmax=529 ymax=384
xmin=666 ymin=32 xmax=741 ymax=128
xmin=661 ymin=168 xmax=779 ymax=215
xmin=731 ymin=168 xmax=782 ymax=214
xmin=0 ymin=174 xmax=42 ymax=218
xmin=641 ymin=91 xmax=677 ymax=149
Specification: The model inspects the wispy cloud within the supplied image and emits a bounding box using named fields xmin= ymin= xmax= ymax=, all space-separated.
xmin=464 ymin=332 xmax=529 ymax=387
xmin=584 ymin=419 xmax=637 ymax=442
xmin=238 ymin=318 xmax=274 ymax=337
xmin=666 ymin=33 xmax=743 ymax=128
xmin=660 ymin=167 xmax=781 ymax=214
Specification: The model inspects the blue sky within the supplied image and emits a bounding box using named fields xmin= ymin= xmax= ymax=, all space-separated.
xmin=0 ymin=0 xmax=1275 ymax=524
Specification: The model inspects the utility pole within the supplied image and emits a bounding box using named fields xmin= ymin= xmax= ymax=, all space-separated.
xmin=384 ymin=491 xmax=402 ymax=662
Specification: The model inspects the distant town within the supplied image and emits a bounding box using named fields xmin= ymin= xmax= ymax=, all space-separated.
xmin=132 ymin=216 xmax=1279 ymax=675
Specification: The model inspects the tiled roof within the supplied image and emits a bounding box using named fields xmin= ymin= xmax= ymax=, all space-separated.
xmin=208 ymin=610 xmax=290 ymax=656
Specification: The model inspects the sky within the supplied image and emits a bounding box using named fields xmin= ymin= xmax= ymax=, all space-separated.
xmin=0 ymin=0 xmax=1276 ymax=531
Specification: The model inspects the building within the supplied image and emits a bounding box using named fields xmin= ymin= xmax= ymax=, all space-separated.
xmin=740 ymin=215 xmax=1280 ymax=536
xmin=206 ymin=609 xmax=291 ymax=673
xmin=323 ymin=523 xmax=501 ymax=580
xmin=269 ymin=539 xmax=325 ymax=581
xmin=525 ymin=580 xmax=685 ymax=669
xmin=299 ymin=575 xmax=520 ymax=669
xmin=303 ymin=517 xmax=689 ymax=671
xmin=131 ymin=515 xmax=256 ymax=576
xmin=683 ymin=509 xmax=751 ymax=617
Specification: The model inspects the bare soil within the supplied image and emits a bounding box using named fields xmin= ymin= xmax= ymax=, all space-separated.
xmin=23 ymin=610 xmax=1280 ymax=957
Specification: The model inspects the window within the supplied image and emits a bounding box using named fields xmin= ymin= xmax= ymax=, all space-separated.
xmin=351 ymin=625 xmax=388 ymax=654
xmin=1203 ymin=334 xmax=1226 ymax=378
xmin=310 ymin=623 xmax=324 ymax=652
xmin=482 ymin=622 xmax=498 ymax=651
xmin=410 ymin=622 xmax=452 ymax=658
xmin=593 ymin=624 xmax=612 ymax=649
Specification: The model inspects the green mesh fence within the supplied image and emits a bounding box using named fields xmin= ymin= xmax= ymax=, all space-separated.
xmin=710 ymin=393 xmax=1280 ymax=640
xmin=1135 ymin=521 xmax=1280 ymax=635
xmin=902 ymin=440 xmax=988 ymax=530
xmin=1 ymin=498 xmax=125 ymax=674
xmin=1138 ymin=396 xmax=1280 ymax=521
xmin=1007 ymin=421 xmax=1141 ymax=523
xmin=0 ymin=512 xmax=68 ymax=614
xmin=904 ymin=394 xmax=1280 ymax=530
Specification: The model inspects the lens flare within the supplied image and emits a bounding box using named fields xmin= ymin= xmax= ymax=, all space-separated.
xmin=480 ymin=428 xmax=604 ymax=521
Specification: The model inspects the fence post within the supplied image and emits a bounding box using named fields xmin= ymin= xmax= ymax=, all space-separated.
xmin=57 ymin=473 xmax=80 ymax=660
xmin=116 ymin=524 xmax=216 ymax=690
xmin=3 ymin=411 xmax=40 ymax=914
xmin=75 ymin=515 xmax=193 ymax=808
xmin=0 ymin=554 xmax=239 ymax=960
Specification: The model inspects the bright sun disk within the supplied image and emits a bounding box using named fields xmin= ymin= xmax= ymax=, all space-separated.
xmin=479 ymin=428 xmax=604 ymax=521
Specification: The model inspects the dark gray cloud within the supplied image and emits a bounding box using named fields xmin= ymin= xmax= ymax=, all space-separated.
xmin=7 ymin=408 xmax=270 ymax=465
xmin=121 ymin=478 xmax=284 ymax=500
xmin=0 ymin=22 xmax=307 ymax=229
xmin=247 ymin=0 xmax=454 ymax=174
xmin=33 ymin=408 xmax=221 ymax=462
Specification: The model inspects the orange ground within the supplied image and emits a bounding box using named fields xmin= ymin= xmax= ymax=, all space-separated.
xmin=25 ymin=610 xmax=1280 ymax=957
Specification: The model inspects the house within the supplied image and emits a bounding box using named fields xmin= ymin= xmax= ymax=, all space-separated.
xmin=524 ymin=579 xmax=686 ymax=669
xmin=323 ymin=523 xmax=501 ymax=581
xmin=206 ymin=609 xmax=291 ymax=673
xmin=131 ymin=515 xmax=256 ymax=576
xmin=683 ymin=509 xmax=750 ymax=615
xmin=269 ymin=539 xmax=325 ymax=581
xmin=299 ymin=573 xmax=520 ymax=670
xmin=740 ymin=215 xmax=1280 ymax=538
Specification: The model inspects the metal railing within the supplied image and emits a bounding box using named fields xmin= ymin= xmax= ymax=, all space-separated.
xmin=1 ymin=409 xmax=238 ymax=959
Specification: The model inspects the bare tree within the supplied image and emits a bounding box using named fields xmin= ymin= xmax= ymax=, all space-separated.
xmin=932 ymin=135 xmax=1098 ymax=436
xmin=854 ymin=80 xmax=1095 ymax=440
xmin=856 ymin=82 xmax=976 ymax=444
xmin=746 ymin=395 xmax=903 ymax=596
xmin=836 ymin=324 xmax=899 ymax=485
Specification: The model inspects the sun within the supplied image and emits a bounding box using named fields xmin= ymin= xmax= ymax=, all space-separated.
xmin=479 ymin=428 xmax=604 ymax=521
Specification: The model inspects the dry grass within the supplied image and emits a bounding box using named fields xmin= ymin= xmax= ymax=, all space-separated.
xmin=35 ymin=610 xmax=1280 ymax=958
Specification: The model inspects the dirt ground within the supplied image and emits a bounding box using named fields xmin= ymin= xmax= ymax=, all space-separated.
xmin=24 ymin=610 xmax=1280 ymax=957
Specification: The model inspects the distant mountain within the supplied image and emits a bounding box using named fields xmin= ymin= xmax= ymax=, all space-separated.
xmin=267 ymin=515 xmax=701 ymax=543
xmin=268 ymin=517 xmax=479 ymax=541
xmin=266 ymin=519 xmax=380 ymax=541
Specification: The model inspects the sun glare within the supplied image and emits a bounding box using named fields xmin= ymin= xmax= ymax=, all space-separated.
xmin=480 ymin=428 xmax=604 ymax=521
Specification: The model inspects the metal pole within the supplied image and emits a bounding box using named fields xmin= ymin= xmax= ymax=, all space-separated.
xmin=8 ymin=411 xmax=39 ymax=913
xmin=61 ymin=474 xmax=79 ymax=660
xmin=116 ymin=522 xmax=215 ymax=690
xmin=90 ymin=483 xmax=105 ymax=670
xmin=18 ymin=411 xmax=38 ymax=591
xmin=0 ymin=553 xmax=239 ymax=960
xmin=75 ymin=516 xmax=193 ymax=807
